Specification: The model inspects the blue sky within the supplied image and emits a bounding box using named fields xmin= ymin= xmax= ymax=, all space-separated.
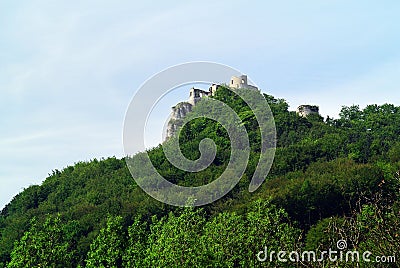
xmin=1 ymin=1 xmax=400 ymax=209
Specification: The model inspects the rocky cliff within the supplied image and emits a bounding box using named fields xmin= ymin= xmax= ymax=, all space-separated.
xmin=166 ymin=102 xmax=193 ymax=138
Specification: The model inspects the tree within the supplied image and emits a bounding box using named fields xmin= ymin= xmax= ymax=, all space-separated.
xmin=122 ymin=216 xmax=147 ymax=268
xmin=144 ymin=206 xmax=205 ymax=267
xmin=86 ymin=216 xmax=125 ymax=268
xmin=8 ymin=215 xmax=74 ymax=268
xmin=201 ymin=199 xmax=301 ymax=267
xmin=200 ymin=212 xmax=246 ymax=267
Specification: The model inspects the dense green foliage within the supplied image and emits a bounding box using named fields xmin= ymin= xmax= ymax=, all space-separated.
xmin=1 ymin=86 xmax=399 ymax=267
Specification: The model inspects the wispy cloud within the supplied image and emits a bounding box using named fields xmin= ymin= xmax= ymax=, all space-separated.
xmin=1 ymin=0 xmax=400 ymax=208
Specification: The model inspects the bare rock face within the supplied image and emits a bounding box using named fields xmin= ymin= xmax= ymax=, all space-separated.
xmin=171 ymin=102 xmax=193 ymax=120
xmin=166 ymin=102 xmax=193 ymax=138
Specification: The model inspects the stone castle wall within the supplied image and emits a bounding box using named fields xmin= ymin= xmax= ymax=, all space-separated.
xmin=165 ymin=75 xmax=258 ymax=140
xmin=296 ymin=105 xmax=319 ymax=117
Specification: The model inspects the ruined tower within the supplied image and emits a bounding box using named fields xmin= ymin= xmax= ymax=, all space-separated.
xmin=229 ymin=75 xmax=258 ymax=90
xmin=296 ymin=105 xmax=319 ymax=117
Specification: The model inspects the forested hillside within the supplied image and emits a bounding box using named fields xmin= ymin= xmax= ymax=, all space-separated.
xmin=1 ymin=86 xmax=399 ymax=267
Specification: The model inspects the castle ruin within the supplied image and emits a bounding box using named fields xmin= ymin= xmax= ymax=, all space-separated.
xmin=296 ymin=105 xmax=319 ymax=117
xmin=166 ymin=75 xmax=321 ymax=139
xmin=229 ymin=75 xmax=258 ymax=90
xmin=165 ymin=75 xmax=257 ymax=139
xmin=188 ymin=87 xmax=211 ymax=105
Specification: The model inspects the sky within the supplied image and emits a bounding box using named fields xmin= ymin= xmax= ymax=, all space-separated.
xmin=1 ymin=1 xmax=400 ymax=209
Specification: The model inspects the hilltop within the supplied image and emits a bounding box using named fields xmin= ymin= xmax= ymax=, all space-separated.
xmin=1 ymin=85 xmax=400 ymax=267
